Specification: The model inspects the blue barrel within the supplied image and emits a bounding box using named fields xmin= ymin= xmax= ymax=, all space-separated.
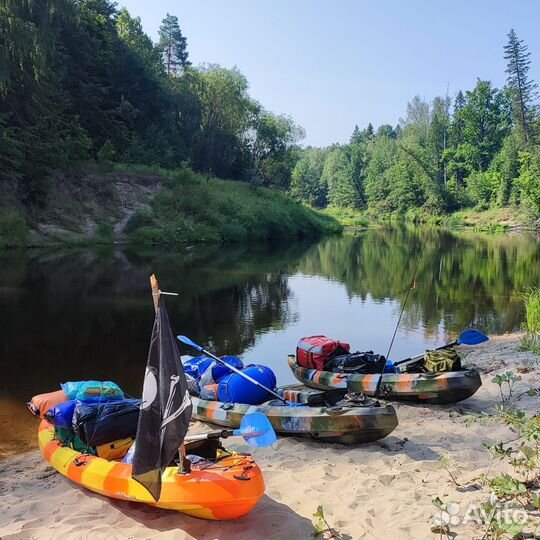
xmin=212 ymin=356 xmax=244 ymax=383
xmin=217 ymin=365 xmax=277 ymax=405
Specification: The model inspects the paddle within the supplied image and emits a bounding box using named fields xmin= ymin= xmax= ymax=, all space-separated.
xmin=393 ymin=329 xmax=489 ymax=367
xmin=177 ymin=335 xmax=304 ymax=406
xmin=183 ymin=412 xmax=277 ymax=448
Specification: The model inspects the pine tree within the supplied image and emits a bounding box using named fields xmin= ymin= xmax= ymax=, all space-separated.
xmin=504 ymin=29 xmax=537 ymax=142
xmin=365 ymin=122 xmax=374 ymax=139
xmin=350 ymin=124 xmax=362 ymax=144
xmin=451 ymin=91 xmax=466 ymax=146
xmin=158 ymin=14 xmax=190 ymax=76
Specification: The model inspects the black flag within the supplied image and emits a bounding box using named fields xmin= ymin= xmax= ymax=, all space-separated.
xmin=132 ymin=296 xmax=192 ymax=501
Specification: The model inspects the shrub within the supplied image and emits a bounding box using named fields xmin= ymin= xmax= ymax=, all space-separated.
xmin=520 ymin=288 xmax=540 ymax=354
xmin=94 ymin=222 xmax=114 ymax=244
xmin=0 ymin=210 xmax=29 ymax=247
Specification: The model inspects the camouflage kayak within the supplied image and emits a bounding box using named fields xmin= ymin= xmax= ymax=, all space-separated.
xmin=288 ymin=356 xmax=482 ymax=404
xmin=190 ymin=384 xmax=398 ymax=445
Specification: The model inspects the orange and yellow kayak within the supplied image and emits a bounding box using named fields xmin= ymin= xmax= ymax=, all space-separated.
xmin=38 ymin=420 xmax=265 ymax=520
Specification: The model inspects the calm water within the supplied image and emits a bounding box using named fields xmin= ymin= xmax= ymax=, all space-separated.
xmin=2 ymin=227 xmax=540 ymax=458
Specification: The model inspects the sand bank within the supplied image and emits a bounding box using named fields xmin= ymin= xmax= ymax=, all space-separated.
xmin=1 ymin=333 xmax=539 ymax=539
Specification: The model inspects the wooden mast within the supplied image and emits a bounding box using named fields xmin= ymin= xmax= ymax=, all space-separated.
xmin=150 ymin=274 xmax=160 ymax=312
xmin=149 ymin=273 xmax=188 ymax=472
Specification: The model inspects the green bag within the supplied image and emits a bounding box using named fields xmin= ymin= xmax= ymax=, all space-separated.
xmin=423 ymin=348 xmax=461 ymax=373
xmin=54 ymin=426 xmax=96 ymax=455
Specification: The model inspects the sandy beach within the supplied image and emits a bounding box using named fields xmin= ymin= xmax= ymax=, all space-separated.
xmin=1 ymin=333 xmax=539 ymax=540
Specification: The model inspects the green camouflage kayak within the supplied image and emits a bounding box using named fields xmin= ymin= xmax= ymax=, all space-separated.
xmin=190 ymin=384 xmax=398 ymax=445
xmin=288 ymin=356 xmax=482 ymax=404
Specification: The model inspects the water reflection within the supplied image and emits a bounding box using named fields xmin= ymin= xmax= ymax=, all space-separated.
xmin=298 ymin=228 xmax=540 ymax=335
xmin=1 ymin=228 xmax=539 ymax=458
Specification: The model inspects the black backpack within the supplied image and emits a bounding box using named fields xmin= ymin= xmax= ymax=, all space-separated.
xmin=325 ymin=351 xmax=386 ymax=374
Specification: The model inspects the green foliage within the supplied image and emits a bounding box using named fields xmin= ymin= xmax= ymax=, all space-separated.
xmin=466 ymin=170 xmax=501 ymax=208
xmin=126 ymin=167 xmax=341 ymax=244
xmin=323 ymin=148 xmax=360 ymax=208
xmin=522 ymin=288 xmax=540 ymax=334
xmin=519 ymin=333 xmax=540 ymax=355
xmin=290 ymin=149 xmax=327 ymax=206
xmin=251 ymin=111 xmax=304 ymax=189
xmin=292 ymin=37 xmax=537 ymax=218
xmin=1 ymin=5 xmax=539 ymax=223
xmin=364 ymin=136 xmax=399 ymax=210
xmin=311 ymin=505 xmax=342 ymax=539
xmin=491 ymin=132 xmax=522 ymax=206
xmin=94 ymin=222 xmax=114 ymax=244
xmin=459 ymin=80 xmax=512 ymax=171
xmin=489 ymin=473 xmax=526 ymax=498
xmin=446 ymin=406 xmax=540 ymax=539
xmin=116 ymin=8 xmax=163 ymax=78
xmin=97 ymin=140 xmax=117 ymax=163
xmin=0 ymin=210 xmax=29 ymax=247
xmin=0 ymin=0 xmax=304 ymax=211
xmin=516 ymin=150 xmax=540 ymax=214
xmin=124 ymin=208 xmax=155 ymax=234
xmin=158 ymin=13 xmax=190 ymax=75
xmin=321 ymin=206 xmax=369 ymax=227
xmin=504 ymin=29 xmax=537 ymax=143
xmin=491 ymin=371 xmax=521 ymax=403
xmin=520 ymin=288 xmax=540 ymax=354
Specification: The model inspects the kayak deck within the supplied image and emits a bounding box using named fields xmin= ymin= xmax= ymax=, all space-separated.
xmin=38 ymin=420 xmax=264 ymax=520
xmin=288 ymin=356 xmax=482 ymax=404
xmin=190 ymin=385 xmax=398 ymax=445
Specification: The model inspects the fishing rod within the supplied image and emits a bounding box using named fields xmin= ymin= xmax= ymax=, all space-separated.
xmin=374 ymin=231 xmax=431 ymax=398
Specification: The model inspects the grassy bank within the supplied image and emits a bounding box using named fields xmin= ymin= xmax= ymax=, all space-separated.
xmin=320 ymin=206 xmax=370 ymax=228
xmin=320 ymin=204 xmax=537 ymax=232
xmin=125 ymin=167 xmax=342 ymax=244
xmin=0 ymin=165 xmax=342 ymax=248
xmin=441 ymin=207 xmax=537 ymax=231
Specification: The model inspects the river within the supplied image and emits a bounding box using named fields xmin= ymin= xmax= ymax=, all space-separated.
xmin=1 ymin=226 xmax=539 ymax=458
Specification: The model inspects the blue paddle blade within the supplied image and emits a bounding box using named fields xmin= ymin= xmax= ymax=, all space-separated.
xmin=233 ymin=412 xmax=277 ymax=447
xmin=456 ymin=329 xmax=489 ymax=346
xmin=177 ymin=335 xmax=204 ymax=353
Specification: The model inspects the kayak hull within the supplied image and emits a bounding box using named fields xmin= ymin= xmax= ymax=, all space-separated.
xmin=190 ymin=385 xmax=398 ymax=445
xmin=288 ymin=356 xmax=482 ymax=404
xmin=38 ymin=420 xmax=264 ymax=520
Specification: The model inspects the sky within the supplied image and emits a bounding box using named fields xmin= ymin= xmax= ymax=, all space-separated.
xmin=118 ymin=0 xmax=540 ymax=147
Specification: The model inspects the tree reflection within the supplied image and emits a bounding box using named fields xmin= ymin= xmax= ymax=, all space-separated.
xmin=297 ymin=227 xmax=540 ymax=336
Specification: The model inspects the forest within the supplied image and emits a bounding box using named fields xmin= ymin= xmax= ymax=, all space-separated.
xmin=1 ymin=0 xmax=539 ymax=222
xmin=0 ymin=0 xmax=302 ymax=206
xmin=291 ymin=30 xmax=540 ymax=219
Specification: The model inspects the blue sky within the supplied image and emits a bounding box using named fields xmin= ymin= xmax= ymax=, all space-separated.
xmin=119 ymin=0 xmax=540 ymax=146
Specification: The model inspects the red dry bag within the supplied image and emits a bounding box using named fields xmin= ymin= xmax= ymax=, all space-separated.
xmin=296 ymin=336 xmax=350 ymax=370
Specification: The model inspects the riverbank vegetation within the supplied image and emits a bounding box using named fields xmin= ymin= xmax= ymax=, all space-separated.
xmin=520 ymin=288 xmax=540 ymax=353
xmin=0 ymin=164 xmax=340 ymax=248
xmin=1 ymin=1 xmax=310 ymax=245
xmin=1 ymin=2 xmax=539 ymax=246
xmin=125 ymin=167 xmax=341 ymax=245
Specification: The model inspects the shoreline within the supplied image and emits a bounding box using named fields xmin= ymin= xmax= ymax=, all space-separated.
xmin=1 ymin=332 xmax=539 ymax=539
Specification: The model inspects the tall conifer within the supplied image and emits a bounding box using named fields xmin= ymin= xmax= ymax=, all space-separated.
xmin=504 ymin=29 xmax=537 ymax=142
